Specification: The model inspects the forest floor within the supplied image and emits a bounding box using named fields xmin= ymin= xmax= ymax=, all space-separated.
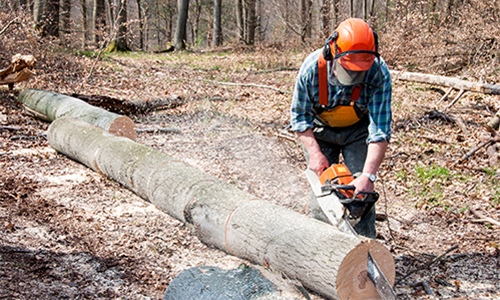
xmin=1 ymin=48 xmax=499 ymax=300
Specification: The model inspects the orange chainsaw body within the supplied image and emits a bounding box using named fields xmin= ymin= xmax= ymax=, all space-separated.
xmin=319 ymin=164 xmax=355 ymax=198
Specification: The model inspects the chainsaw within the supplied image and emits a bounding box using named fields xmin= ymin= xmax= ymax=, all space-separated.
xmin=305 ymin=164 xmax=397 ymax=300
xmin=305 ymin=163 xmax=379 ymax=235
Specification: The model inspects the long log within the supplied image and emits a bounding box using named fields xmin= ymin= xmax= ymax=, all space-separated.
xmin=47 ymin=117 xmax=395 ymax=300
xmin=390 ymin=71 xmax=500 ymax=95
xmin=17 ymin=89 xmax=137 ymax=140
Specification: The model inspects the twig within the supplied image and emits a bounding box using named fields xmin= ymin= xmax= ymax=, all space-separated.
xmin=420 ymin=135 xmax=450 ymax=144
xmin=469 ymin=207 xmax=500 ymax=227
xmin=396 ymin=245 xmax=459 ymax=285
xmin=385 ymin=152 xmax=409 ymax=160
xmin=458 ymin=137 xmax=500 ymax=163
xmin=204 ymin=80 xmax=290 ymax=94
xmin=22 ymin=105 xmax=50 ymax=121
xmin=443 ymin=89 xmax=465 ymax=111
xmin=252 ymin=67 xmax=300 ymax=74
xmin=0 ymin=17 xmax=19 ymax=35
xmin=379 ymin=180 xmax=397 ymax=243
xmin=392 ymin=245 xmax=436 ymax=258
xmin=435 ymin=87 xmax=454 ymax=106
xmin=136 ymin=127 xmax=181 ymax=134
xmin=0 ymin=125 xmax=22 ymax=131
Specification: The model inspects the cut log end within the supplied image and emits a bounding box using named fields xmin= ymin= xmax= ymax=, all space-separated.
xmin=336 ymin=240 xmax=395 ymax=300
xmin=109 ymin=116 xmax=137 ymax=141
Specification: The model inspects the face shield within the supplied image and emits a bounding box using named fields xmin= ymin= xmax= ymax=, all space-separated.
xmin=328 ymin=50 xmax=382 ymax=88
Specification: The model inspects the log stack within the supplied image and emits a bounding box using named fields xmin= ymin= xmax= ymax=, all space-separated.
xmin=46 ymin=116 xmax=395 ymax=300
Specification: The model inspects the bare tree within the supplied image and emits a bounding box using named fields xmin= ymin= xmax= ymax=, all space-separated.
xmin=300 ymin=0 xmax=312 ymax=43
xmin=213 ymin=0 xmax=222 ymax=46
xmin=80 ymin=0 xmax=89 ymax=48
xmin=321 ymin=0 xmax=330 ymax=37
xmin=136 ymin=0 xmax=145 ymax=49
xmin=116 ymin=0 xmax=129 ymax=50
xmin=235 ymin=0 xmax=244 ymax=42
xmin=61 ymin=0 xmax=71 ymax=34
xmin=175 ymin=0 xmax=190 ymax=50
xmin=33 ymin=0 xmax=59 ymax=37
xmin=245 ymin=0 xmax=256 ymax=45
xmin=94 ymin=0 xmax=107 ymax=46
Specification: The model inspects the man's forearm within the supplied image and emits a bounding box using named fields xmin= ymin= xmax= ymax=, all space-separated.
xmin=363 ymin=141 xmax=388 ymax=175
xmin=296 ymin=128 xmax=329 ymax=175
xmin=297 ymin=128 xmax=321 ymax=157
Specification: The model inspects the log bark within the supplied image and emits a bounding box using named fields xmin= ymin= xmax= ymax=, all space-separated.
xmin=17 ymin=89 xmax=136 ymax=140
xmin=391 ymin=71 xmax=500 ymax=95
xmin=47 ymin=117 xmax=395 ymax=300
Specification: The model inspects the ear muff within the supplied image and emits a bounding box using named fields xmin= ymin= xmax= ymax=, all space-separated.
xmin=323 ymin=31 xmax=338 ymax=61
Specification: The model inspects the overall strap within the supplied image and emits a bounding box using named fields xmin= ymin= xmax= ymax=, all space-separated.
xmin=350 ymin=85 xmax=362 ymax=101
xmin=318 ymin=50 xmax=329 ymax=106
xmin=318 ymin=49 xmax=362 ymax=105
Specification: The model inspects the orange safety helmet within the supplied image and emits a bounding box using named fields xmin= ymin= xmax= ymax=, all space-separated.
xmin=323 ymin=18 xmax=378 ymax=71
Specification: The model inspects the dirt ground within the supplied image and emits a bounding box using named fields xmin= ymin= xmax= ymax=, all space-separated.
xmin=1 ymin=52 xmax=499 ymax=299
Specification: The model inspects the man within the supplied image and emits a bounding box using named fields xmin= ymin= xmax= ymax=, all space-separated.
xmin=290 ymin=18 xmax=392 ymax=238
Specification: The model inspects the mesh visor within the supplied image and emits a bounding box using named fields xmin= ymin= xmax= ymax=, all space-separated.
xmin=328 ymin=50 xmax=381 ymax=87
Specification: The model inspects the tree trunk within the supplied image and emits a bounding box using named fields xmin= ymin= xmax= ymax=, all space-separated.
xmin=116 ymin=0 xmax=129 ymax=50
xmin=17 ymin=89 xmax=136 ymax=140
xmin=136 ymin=0 xmax=144 ymax=50
xmin=94 ymin=0 xmax=107 ymax=46
xmin=390 ymin=71 xmax=500 ymax=95
xmin=300 ymin=0 xmax=311 ymax=43
xmin=175 ymin=0 xmax=189 ymax=50
xmin=235 ymin=0 xmax=244 ymax=43
xmin=321 ymin=0 xmax=330 ymax=37
xmin=46 ymin=116 xmax=395 ymax=300
xmin=351 ymin=0 xmax=363 ymax=18
xmin=60 ymin=0 xmax=71 ymax=35
xmin=80 ymin=0 xmax=88 ymax=48
xmin=245 ymin=0 xmax=255 ymax=45
xmin=213 ymin=0 xmax=222 ymax=47
xmin=33 ymin=0 xmax=59 ymax=37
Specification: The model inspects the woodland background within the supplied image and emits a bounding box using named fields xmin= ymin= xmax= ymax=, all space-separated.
xmin=2 ymin=0 xmax=500 ymax=82
xmin=0 ymin=0 xmax=499 ymax=299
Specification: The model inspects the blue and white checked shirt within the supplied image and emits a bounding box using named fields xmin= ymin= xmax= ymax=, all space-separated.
xmin=290 ymin=49 xmax=392 ymax=143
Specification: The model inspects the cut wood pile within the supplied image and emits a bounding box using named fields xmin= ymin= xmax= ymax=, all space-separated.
xmin=0 ymin=54 xmax=36 ymax=89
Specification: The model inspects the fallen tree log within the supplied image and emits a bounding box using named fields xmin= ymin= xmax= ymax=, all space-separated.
xmin=390 ymin=71 xmax=500 ymax=95
xmin=47 ymin=116 xmax=395 ymax=300
xmin=17 ymin=89 xmax=136 ymax=140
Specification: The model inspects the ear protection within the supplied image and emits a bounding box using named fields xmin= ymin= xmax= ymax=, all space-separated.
xmin=322 ymin=30 xmax=379 ymax=61
xmin=322 ymin=31 xmax=338 ymax=61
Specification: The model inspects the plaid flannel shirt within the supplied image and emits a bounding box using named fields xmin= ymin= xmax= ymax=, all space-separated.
xmin=290 ymin=49 xmax=392 ymax=143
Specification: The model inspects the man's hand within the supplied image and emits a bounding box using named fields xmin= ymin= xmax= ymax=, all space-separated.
xmin=308 ymin=151 xmax=329 ymax=176
xmin=351 ymin=174 xmax=374 ymax=194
